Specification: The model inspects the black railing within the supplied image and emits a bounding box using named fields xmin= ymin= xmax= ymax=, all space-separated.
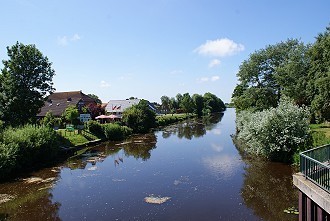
xmin=300 ymin=144 xmax=330 ymax=193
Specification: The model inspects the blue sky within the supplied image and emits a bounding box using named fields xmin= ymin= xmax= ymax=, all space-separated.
xmin=0 ymin=0 xmax=329 ymax=103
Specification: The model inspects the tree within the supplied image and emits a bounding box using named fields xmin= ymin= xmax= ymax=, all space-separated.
xmin=232 ymin=39 xmax=310 ymax=111
xmin=87 ymin=103 xmax=105 ymax=119
xmin=122 ymin=100 xmax=156 ymax=133
xmin=180 ymin=93 xmax=195 ymax=114
xmin=192 ymin=94 xmax=204 ymax=117
xmin=62 ymin=105 xmax=79 ymax=125
xmin=0 ymin=42 xmax=55 ymax=126
xmin=308 ymin=25 xmax=330 ymax=122
xmin=87 ymin=94 xmax=102 ymax=104
xmin=203 ymin=92 xmax=226 ymax=113
xmin=160 ymin=95 xmax=170 ymax=114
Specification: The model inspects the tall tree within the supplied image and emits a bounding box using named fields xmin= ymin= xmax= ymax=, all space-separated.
xmin=308 ymin=25 xmax=330 ymax=122
xmin=160 ymin=95 xmax=170 ymax=114
xmin=180 ymin=93 xmax=195 ymax=114
xmin=232 ymin=39 xmax=310 ymax=111
xmin=0 ymin=42 xmax=55 ymax=126
xmin=87 ymin=94 xmax=102 ymax=104
xmin=192 ymin=94 xmax=204 ymax=117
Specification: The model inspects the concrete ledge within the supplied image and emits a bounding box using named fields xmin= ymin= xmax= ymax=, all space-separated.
xmin=293 ymin=172 xmax=330 ymax=214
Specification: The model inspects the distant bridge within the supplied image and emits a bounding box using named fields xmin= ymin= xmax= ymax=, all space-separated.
xmin=293 ymin=144 xmax=330 ymax=221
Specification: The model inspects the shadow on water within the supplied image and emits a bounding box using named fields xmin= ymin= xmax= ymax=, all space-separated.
xmin=234 ymin=139 xmax=299 ymax=221
xmin=0 ymin=168 xmax=62 ymax=221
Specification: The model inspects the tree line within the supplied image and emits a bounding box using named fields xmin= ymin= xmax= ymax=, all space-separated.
xmin=232 ymin=25 xmax=330 ymax=123
xmin=160 ymin=92 xmax=226 ymax=117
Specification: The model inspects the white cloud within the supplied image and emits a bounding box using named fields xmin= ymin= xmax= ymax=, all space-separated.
xmin=197 ymin=75 xmax=220 ymax=83
xmin=211 ymin=143 xmax=223 ymax=152
xmin=195 ymin=38 xmax=244 ymax=57
xmin=71 ymin=34 xmax=81 ymax=41
xmin=211 ymin=76 xmax=220 ymax=81
xmin=170 ymin=70 xmax=184 ymax=75
xmin=208 ymin=59 xmax=221 ymax=68
xmin=57 ymin=33 xmax=81 ymax=46
xmin=202 ymin=155 xmax=241 ymax=179
xmin=57 ymin=36 xmax=68 ymax=46
xmin=100 ymin=80 xmax=111 ymax=88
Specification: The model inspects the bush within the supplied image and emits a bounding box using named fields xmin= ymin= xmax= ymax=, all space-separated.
xmin=87 ymin=120 xmax=104 ymax=137
xmin=0 ymin=125 xmax=61 ymax=179
xmin=122 ymin=100 xmax=156 ymax=133
xmin=236 ymin=98 xmax=311 ymax=162
xmin=102 ymin=123 xmax=132 ymax=141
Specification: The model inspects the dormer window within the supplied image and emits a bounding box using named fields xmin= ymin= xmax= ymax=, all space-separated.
xmin=67 ymin=97 xmax=72 ymax=102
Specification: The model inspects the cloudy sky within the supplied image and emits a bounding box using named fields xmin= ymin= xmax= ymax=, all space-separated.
xmin=0 ymin=0 xmax=329 ymax=103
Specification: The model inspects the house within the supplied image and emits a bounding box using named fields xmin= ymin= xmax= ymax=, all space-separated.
xmin=105 ymin=99 xmax=157 ymax=117
xmin=37 ymin=91 xmax=96 ymax=119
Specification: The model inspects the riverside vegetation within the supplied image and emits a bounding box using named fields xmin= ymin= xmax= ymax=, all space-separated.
xmin=233 ymin=25 xmax=330 ymax=163
xmin=0 ymin=41 xmax=226 ymax=180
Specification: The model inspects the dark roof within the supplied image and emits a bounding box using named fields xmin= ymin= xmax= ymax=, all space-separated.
xmin=37 ymin=91 xmax=96 ymax=117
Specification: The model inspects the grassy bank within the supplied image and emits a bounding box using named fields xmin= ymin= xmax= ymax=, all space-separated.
xmin=156 ymin=113 xmax=194 ymax=127
xmin=310 ymin=123 xmax=330 ymax=147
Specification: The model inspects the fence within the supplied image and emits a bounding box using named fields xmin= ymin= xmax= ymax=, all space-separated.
xmin=300 ymin=144 xmax=330 ymax=193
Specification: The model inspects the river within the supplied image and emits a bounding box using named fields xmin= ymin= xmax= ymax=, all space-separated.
xmin=0 ymin=108 xmax=298 ymax=220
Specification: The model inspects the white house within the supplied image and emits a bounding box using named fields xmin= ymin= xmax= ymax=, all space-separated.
xmin=105 ymin=99 xmax=157 ymax=117
xmin=105 ymin=99 xmax=141 ymax=116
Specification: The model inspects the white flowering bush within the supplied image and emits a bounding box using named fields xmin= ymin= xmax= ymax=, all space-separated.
xmin=236 ymin=98 xmax=311 ymax=162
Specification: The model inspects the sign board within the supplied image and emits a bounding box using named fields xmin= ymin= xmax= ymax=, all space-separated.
xmin=80 ymin=114 xmax=91 ymax=122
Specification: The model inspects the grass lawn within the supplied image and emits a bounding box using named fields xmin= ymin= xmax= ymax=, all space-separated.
xmin=57 ymin=129 xmax=90 ymax=146
xmin=310 ymin=123 xmax=330 ymax=146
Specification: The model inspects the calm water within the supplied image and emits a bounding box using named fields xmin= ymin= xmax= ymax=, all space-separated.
xmin=0 ymin=109 xmax=298 ymax=221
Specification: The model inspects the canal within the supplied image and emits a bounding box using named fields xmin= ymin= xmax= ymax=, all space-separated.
xmin=0 ymin=108 xmax=298 ymax=220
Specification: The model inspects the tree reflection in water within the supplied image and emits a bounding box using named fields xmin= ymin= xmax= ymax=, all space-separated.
xmin=239 ymin=152 xmax=299 ymax=221
xmin=161 ymin=113 xmax=224 ymax=140
xmin=0 ymin=169 xmax=61 ymax=221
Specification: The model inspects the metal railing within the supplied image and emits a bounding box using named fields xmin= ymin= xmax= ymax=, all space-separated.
xmin=300 ymin=144 xmax=330 ymax=193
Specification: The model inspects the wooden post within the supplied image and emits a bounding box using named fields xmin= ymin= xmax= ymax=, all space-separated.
xmin=299 ymin=191 xmax=305 ymax=221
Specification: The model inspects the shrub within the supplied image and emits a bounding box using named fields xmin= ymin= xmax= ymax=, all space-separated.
xmin=102 ymin=124 xmax=132 ymax=141
xmin=236 ymin=98 xmax=311 ymax=162
xmin=87 ymin=120 xmax=104 ymax=137
xmin=0 ymin=125 xmax=60 ymax=179
xmin=122 ymin=100 xmax=156 ymax=133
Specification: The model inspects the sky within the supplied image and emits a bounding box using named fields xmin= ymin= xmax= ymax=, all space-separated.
xmin=0 ymin=0 xmax=329 ymax=103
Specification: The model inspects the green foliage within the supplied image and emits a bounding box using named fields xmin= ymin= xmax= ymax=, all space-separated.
xmin=0 ymin=125 xmax=60 ymax=179
xmin=203 ymin=92 xmax=226 ymax=114
xmin=41 ymin=111 xmax=61 ymax=128
xmin=122 ymin=100 xmax=156 ymax=133
xmin=156 ymin=114 xmax=190 ymax=127
xmin=308 ymin=26 xmax=330 ymax=122
xmin=180 ymin=93 xmax=195 ymax=114
xmin=160 ymin=95 xmax=171 ymax=114
xmin=232 ymin=39 xmax=310 ymax=112
xmin=62 ymin=105 xmax=79 ymax=125
xmin=102 ymin=123 xmax=132 ymax=141
xmin=87 ymin=94 xmax=102 ymax=104
xmin=86 ymin=120 xmax=104 ymax=137
xmin=236 ymin=98 xmax=311 ymax=162
xmin=192 ymin=94 xmax=204 ymax=117
xmin=0 ymin=42 xmax=55 ymax=126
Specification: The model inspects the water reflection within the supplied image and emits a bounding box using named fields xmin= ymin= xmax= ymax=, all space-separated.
xmin=161 ymin=113 xmax=224 ymax=140
xmin=240 ymin=153 xmax=299 ymax=221
xmin=202 ymin=154 xmax=242 ymax=180
xmin=0 ymin=169 xmax=61 ymax=221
